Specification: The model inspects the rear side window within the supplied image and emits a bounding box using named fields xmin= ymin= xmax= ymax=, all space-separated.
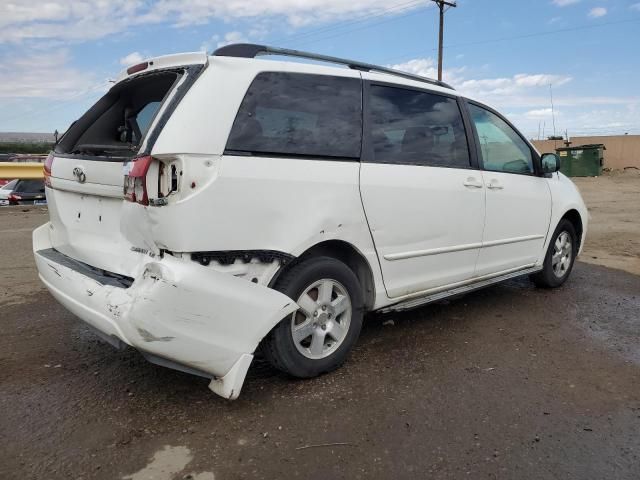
xmin=368 ymin=85 xmax=470 ymax=168
xmin=226 ymin=72 xmax=362 ymax=159
xmin=135 ymin=101 xmax=162 ymax=136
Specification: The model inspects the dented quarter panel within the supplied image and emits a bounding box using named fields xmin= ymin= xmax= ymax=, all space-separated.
xmin=122 ymin=155 xmax=387 ymax=308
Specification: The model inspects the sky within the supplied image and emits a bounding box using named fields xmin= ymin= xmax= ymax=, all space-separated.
xmin=0 ymin=0 xmax=639 ymax=139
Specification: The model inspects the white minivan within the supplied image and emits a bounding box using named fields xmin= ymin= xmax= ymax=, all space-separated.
xmin=34 ymin=44 xmax=588 ymax=399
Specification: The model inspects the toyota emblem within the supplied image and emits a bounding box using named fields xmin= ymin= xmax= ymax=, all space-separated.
xmin=72 ymin=167 xmax=86 ymax=184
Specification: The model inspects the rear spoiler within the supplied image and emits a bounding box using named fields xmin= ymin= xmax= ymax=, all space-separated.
xmin=115 ymin=52 xmax=208 ymax=83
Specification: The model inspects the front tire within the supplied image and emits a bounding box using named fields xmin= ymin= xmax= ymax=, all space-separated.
xmin=530 ymin=219 xmax=577 ymax=288
xmin=263 ymin=257 xmax=364 ymax=378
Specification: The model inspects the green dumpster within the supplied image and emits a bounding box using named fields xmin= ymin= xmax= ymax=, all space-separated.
xmin=555 ymin=144 xmax=605 ymax=177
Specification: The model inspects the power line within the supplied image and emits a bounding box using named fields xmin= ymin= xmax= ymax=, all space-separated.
xmin=284 ymin=4 xmax=432 ymax=48
xmin=269 ymin=0 xmax=426 ymax=47
xmin=383 ymin=16 xmax=640 ymax=64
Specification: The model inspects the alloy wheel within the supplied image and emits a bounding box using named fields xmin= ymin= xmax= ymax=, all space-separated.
xmin=290 ymin=279 xmax=352 ymax=360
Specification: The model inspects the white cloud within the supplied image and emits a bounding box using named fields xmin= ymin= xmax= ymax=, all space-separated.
xmin=0 ymin=49 xmax=98 ymax=98
xmin=524 ymin=108 xmax=557 ymax=119
xmin=0 ymin=48 xmax=111 ymax=131
xmin=0 ymin=1 xmax=69 ymax=28
xmin=386 ymin=57 xmax=640 ymax=137
xmin=391 ymin=57 xmax=572 ymax=100
xmin=513 ymin=73 xmax=571 ymax=88
xmin=551 ymin=0 xmax=580 ymax=7
xmin=200 ymin=34 xmax=220 ymax=53
xmin=156 ymin=0 xmax=426 ymax=28
xmin=0 ymin=0 xmax=141 ymax=43
xmin=390 ymin=58 xmax=467 ymax=86
xmin=217 ymin=31 xmax=249 ymax=48
xmin=391 ymin=58 xmax=437 ymax=77
xmin=0 ymin=0 xmax=425 ymax=44
xmin=588 ymin=7 xmax=607 ymax=18
xmin=120 ymin=52 xmax=144 ymax=66
xmin=199 ymin=31 xmax=249 ymax=52
xmin=456 ymin=73 xmax=572 ymax=98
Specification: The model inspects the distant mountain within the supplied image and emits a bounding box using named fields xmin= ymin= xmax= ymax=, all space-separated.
xmin=0 ymin=132 xmax=56 ymax=143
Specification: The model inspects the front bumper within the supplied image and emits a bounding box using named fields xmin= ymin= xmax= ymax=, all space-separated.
xmin=33 ymin=223 xmax=298 ymax=399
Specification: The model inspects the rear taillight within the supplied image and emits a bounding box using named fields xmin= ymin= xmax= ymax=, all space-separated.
xmin=44 ymin=152 xmax=54 ymax=187
xmin=8 ymin=194 xmax=21 ymax=204
xmin=124 ymin=155 xmax=153 ymax=205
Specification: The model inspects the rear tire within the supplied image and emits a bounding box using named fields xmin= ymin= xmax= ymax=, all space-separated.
xmin=530 ymin=219 xmax=577 ymax=288
xmin=263 ymin=256 xmax=364 ymax=378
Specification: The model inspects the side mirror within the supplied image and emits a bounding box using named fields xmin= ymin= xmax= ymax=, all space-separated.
xmin=541 ymin=153 xmax=560 ymax=174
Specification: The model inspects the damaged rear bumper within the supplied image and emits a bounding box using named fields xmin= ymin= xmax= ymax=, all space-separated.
xmin=33 ymin=223 xmax=297 ymax=399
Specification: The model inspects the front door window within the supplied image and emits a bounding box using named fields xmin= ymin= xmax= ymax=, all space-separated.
xmin=468 ymin=104 xmax=534 ymax=174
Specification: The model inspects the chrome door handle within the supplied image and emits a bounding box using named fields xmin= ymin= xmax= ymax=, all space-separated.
xmin=463 ymin=178 xmax=483 ymax=188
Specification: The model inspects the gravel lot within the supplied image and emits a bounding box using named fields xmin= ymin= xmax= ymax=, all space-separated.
xmin=1 ymin=173 xmax=639 ymax=480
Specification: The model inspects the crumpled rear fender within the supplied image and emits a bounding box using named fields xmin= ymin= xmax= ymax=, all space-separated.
xmin=122 ymin=255 xmax=299 ymax=376
xmin=34 ymin=223 xmax=298 ymax=400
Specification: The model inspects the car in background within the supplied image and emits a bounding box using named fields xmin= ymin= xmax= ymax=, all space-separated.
xmin=5 ymin=179 xmax=46 ymax=206
xmin=0 ymin=179 xmax=18 ymax=205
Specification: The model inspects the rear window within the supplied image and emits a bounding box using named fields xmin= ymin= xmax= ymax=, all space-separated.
xmin=226 ymin=72 xmax=362 ymax=159
xmin=56 ymin=71 xmax=180 ymax=158
xmin=15 ymin=180 xmax=44 ymax=193
xmin=1 ymin=179 xmax=18 ymax=190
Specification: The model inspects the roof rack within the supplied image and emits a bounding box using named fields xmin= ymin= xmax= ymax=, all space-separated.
xmin=213 ymin=43 xmax=454 ymax=90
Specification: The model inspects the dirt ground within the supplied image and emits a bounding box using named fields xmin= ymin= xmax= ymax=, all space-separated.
xmin=574 ymin=170 xmax=640 ymax=276
xmin=1 ymin=172 xmax=639 ymax=479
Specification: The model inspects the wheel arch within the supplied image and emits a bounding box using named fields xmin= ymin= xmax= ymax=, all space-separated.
xmin=269 ymin=240 xmax=376 ymax=312
xmin=560 ymin=208 xmax=584 ymax=250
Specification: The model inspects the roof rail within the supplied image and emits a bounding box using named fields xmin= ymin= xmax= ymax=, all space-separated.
xmin=213 ymin=43 xmax=454 ymax=90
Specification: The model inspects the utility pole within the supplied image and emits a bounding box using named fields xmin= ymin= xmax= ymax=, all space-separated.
xmin=431 ymin=0 xmax=457 ymax=81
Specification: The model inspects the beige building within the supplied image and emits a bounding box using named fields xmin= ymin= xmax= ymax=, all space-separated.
xmin=531 ymin=135 xmax=640 ymax=171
